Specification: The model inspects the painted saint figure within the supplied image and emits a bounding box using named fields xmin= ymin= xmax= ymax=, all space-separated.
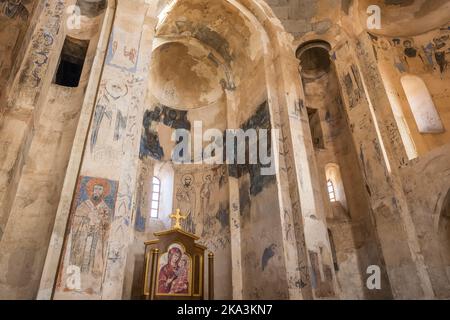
xmin=176 ymin=174 xmax=196 ymax=233
xmin=157 ymin=247 xmax=189 ymax=294
xmin=171 ymin=255 xmax=189 ymax=293
xmin=200 ymin=174 xmax=212 ymax=236
xmin=69 ymin=178 xmax=112 ymax=276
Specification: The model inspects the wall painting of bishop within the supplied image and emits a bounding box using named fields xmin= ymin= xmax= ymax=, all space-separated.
xmin=56 ymin=176 xmax=118 ymax=297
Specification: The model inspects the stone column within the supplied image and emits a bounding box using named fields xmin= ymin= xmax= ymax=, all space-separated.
xmin=330 ymin=33 xmax=434 ymax=299
xmin=261 ymin=26 xmax=338 ymax=299
xmin=225 ymin=89 xmax=244 ymax=300
xmin=37 ymin=0 xmax=117 ymax=300
xmin=101 ymin=1 xmax=157 ymax=299
xmin=0 ymin=0 xmax=76 ymax=299
xmin=0 ymin=0 xmax=69 ymax=236
xmin=40 ymin=0 xmax=158 ymax=300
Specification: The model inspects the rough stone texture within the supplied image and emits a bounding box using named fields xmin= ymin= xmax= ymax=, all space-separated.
xmin=0 ymin=0 xmax=449 ymax=300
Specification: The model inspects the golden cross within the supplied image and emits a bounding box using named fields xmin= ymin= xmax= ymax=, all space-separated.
xmin=170 ymin=209 xmax=186 ymax=230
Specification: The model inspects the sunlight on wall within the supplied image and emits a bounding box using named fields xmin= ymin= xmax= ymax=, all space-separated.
xmin=401 ymin=75 xmax=444 ymax=134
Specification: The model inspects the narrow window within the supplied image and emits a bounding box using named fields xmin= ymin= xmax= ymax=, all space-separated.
xmin=307 ymin=107 xmax=325 ymax=149
xmin=401 ymin=75 xmax=444 ymax=133
xmin=328 ymin=229 xmax=339 ymax=271
xmin=54 ymin=37 xmax=89 ymax=87
xmin=150 ymin=177 xmax=161 ymax=218
xmin=327 ymin=179 xmax=336 ymax=202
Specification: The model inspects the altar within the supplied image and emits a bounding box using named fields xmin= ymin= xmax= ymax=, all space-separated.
xmin=142 ymin=209 xmax=214 ymax=300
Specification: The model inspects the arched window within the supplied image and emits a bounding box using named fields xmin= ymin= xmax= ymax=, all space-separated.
xmin=325 ymin=163 xmax=348 ymax=209
xmin=400 ymin=75 xmax=444 ymax=133
xmin=327 ymin=179 xmax=336 ymax=202
xmin=151 ymin=177 xmax=161 ymax=218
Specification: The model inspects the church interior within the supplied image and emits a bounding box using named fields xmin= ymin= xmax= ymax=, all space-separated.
xmin=0 ymin=0 xmax=450 ymax=300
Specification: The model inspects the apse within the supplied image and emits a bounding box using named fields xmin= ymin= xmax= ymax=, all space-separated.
xmin=136 ymin=0 xmax=269 ymax=300
xmin=149 ymin=41 xmax=225 ymax=110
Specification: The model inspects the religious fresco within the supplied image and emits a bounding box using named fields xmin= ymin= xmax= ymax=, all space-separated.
xmin=156 ymin=243 xmax=191 ymax=296
xmin=172 ymin=164 xmax=231 ymax=298
xmin=176 ymin=173 xmax=196 ymax=234
xmin=140 ymin=104 xmax=191 ymax=161
xmin=341 ymin=64 xmax=364 ymax=109
xmin=0 ymin=0 xmax=31 ymax=20
xmin=1 ymin=0 xmax=450 ymax=302
xmin=370 ymin=24 xmax=450 ymax=75
xmin=174 ymin=165 xmax=229 ymax=240
xmin=56 ymin=176 xmax=119 ymax=296
xmin=228 ymin=101 xmax=276 ymax=196
xmin=106 ymin=26 xmax=142 ymax=73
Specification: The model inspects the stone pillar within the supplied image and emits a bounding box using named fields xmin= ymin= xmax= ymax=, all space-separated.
xmin=37 ymin=0 xmax=117 ymax=300
xmin=101 ymin=2 xmax=157 ymax=299
xmin=0 ymin=0 xmax=76 ymax=299
xmin=225 ymin=89 xmax=244 ymax=300
xmin=0 ymin=0 xmax=69 ymax=235
xmin=262 ymin=29 xmax=338 ymax=299
xmin=330 ymin=33 xmax=434 ymax=299
xmin=41 ymin=0 xmax=158 ymax=300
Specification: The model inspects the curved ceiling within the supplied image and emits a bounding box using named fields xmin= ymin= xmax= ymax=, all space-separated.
xmin=67 ymin=0 xmax=108 ymax=39
xmin=150 ymin=0 xmax=264 ymax=109
xmin=76 ymin=0 xmax=107 ymax=18
xmin=358 ymin=0 xmax=450 ymax=37
xmin=156 ymin=0 xmax=260 ymax=62
xmin=149 ymin=41 xmax=225 ymax=110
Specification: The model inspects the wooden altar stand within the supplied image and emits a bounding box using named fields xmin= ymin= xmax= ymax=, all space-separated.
xmin=142 ymin=209 xmax=214 ymax=300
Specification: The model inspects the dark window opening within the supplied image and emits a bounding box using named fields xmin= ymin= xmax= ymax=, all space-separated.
xmin=328 ymin=229 xmax=339 ymax=272
xmin=297 ymin=43 xmax=331 ymax=81
xmin=54 ymin=37 xmax=89 ymax=87
xmin=307 ymin=107 xmax=325 ymax=149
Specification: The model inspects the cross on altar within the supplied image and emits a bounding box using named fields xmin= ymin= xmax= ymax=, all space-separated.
xmin=170 ymin=209 xmax=186 ymax=230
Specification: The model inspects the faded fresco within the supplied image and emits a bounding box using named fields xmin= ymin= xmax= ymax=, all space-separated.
xmin=106 ymin=26 xmax=142 ymax=73
xmin=173 ymin=164 xmax=232 ymax=299
xmin=55 ymin=176 xmax=118 ymax=297
xmin=371 ymin=25 xmax=450 ymax=76
xmin=3 ymin=0 xmax=450 ymax=302
xmin=0 ymin=0 xmax=31 ymax=20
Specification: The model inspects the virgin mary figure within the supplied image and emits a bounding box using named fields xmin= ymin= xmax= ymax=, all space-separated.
xmin=157 ymin=247 xmax=189 ymax=294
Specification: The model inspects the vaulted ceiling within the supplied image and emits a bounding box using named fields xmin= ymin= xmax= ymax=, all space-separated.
xmin=150 ymin=0 xmax=265 ymax=109
xmin=357 ymin=0 xmax=450 ymax=36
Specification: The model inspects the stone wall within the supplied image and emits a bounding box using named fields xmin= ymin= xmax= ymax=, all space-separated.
xmin=0 ymin=0 xmax=449 ymax=300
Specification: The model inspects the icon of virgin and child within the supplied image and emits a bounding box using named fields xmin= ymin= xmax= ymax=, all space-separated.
xmin=157 ymin=244 xmax=190 ymax=295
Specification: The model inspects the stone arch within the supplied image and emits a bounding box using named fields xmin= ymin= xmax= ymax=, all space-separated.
xmin=400 ymin=74 xmax=444 ymax=134
xmin=297 ymin=41 xmax=332 ymax=81
xmin=37 ymin=0 xmax=337 ymax=300
xmin=325 ymin=163 xmax=348 ymax=210
xmin=296 ymin=40 xmax=331 ymax=57
xmin=151 ymin=0 xmax=341 ymax=300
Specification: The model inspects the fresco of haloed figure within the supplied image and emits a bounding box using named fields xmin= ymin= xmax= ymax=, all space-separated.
xmin=58 ymin=176 xmax=119 ymax=296
xmin=157 ymin=244 xmax=191 ymax=296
